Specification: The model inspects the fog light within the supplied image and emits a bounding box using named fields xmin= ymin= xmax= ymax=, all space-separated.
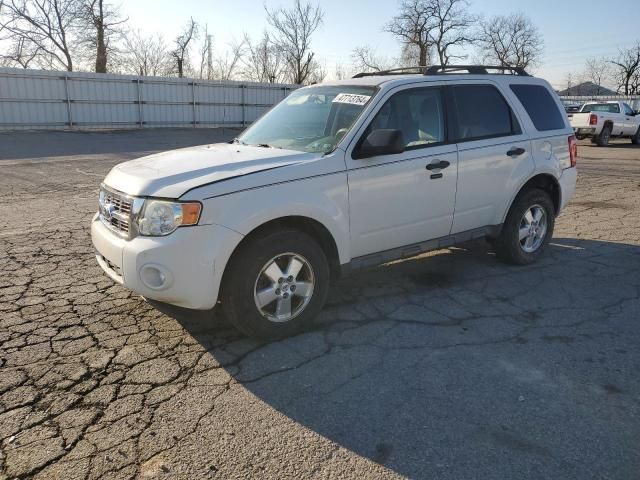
xmin=140 ymin=264 xmax=172 ymax=290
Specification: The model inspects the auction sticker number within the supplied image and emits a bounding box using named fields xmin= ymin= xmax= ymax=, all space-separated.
xmin=333 ymin=93 xmax=371 ymax=106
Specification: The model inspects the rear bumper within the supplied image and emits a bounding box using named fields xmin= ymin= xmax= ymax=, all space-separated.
xmin=91 ymin=213 xmax=243 ymax=309
xmin=559 ymin=167 xmax=577 ymax=212
xmin=573 ymin=127 xmax=596 ymax=136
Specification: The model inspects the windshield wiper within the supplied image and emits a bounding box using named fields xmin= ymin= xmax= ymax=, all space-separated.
xmin=254 ymin=143 xmax=283 ymax=149
xmin=230 ymin=138 xmax=246 ymax=145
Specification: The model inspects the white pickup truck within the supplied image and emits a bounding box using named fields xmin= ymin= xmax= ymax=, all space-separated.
xmin=569 ymin=101 xmax=640 ymax=146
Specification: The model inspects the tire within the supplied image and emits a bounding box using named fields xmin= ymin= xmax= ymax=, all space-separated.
xmin=596 ymin=124 xmax=611 ymax=146
xmin=632 ymin=127 xmax=640 ymax=145
xmin=495 ymin=189 xmax=555 ymax=265
xmin=220 ymin=228 xmax=330 ymax=339
xmin=575 ymin=135 xmax=586 ymax=141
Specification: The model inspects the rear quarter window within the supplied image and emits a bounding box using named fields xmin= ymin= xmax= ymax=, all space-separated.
xmin=510 ymin=84 xmax=566 ymax=132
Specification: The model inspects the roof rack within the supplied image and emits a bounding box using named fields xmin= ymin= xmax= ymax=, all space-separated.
xmin=352 ymin=66 xmax=430 ymax=78
xmin=352 ymin=64 xmax=530 ymax=79
xmin=425 ymin=65 xmax=529 ymax=76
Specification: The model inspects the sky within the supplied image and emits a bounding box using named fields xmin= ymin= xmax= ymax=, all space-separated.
xmin=120 ymin=0 xmax=639 ymax=89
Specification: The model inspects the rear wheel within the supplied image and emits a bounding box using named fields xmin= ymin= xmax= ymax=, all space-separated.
xmin=220 ymin=228 xmax=330 ymax=339
xmin=632 ymin=127 xmax=640 ymax=145
xmin=495 ymin=189 xmax=555 ymax=265
xmin=596 ymin=124 xmax=611 ymax=146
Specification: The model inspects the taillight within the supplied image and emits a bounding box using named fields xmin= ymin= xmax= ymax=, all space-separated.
xmin=589 ymin=114 xmax=598 ymax=125
xmin=568 ymin=135 xmax=577 ymax=168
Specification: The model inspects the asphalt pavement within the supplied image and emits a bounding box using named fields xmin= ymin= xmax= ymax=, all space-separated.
xmin=1 ymin=129 xmax=639 ymax=479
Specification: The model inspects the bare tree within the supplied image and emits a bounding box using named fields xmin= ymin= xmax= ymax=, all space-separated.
xmin=478 ymin=13 xmax=543 ymax=70
xmin=351 ymin=46 xmax=394 ymax=72
xmin=213 ymin=38 xmax=245 ymax=80
xmin=243 ymin=31 xmax=285 ymax=83
xmin=610 ymin=43 xmax=640 ymax=95
xmin=0 ymin=0 xmax=79 ymax=71
xmin=584 ymin=57 xmax=610 ymax=95
xmin=429 ymin=0 xmax=477 ymax=65
xmin=121 ymin=30 xmax=171 ymax=76
xmin=171 ymin=17 xmax=198 ymax=77
xmin=77 ymin=0 xmax=126 ymax=73
xmin=399 ymin=43 xmax=424 ymax=67
xmin=0 ymin=35 xmax=42 ymax=67
xmin=564 ymin=72 xmax=574 ymax=93
xmin=306 ymin=58 xmax=326 ymax=84
xmin=384 ymin=0 xmax=434 ymax=67
xmin=266 ymin=0 xmax=324 ymax=84
xmin=632 ymin=69 xmax=640 ymax=96
xmin=333 ymin=62 xmax=351 ymax=80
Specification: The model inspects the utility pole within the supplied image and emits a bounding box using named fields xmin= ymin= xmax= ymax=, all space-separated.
xmin=207 ymin=34 xmax=213 ymax=80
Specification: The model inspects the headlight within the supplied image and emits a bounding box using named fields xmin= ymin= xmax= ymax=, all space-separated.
xmin=136 ymin=200 xmax=202 ymax=236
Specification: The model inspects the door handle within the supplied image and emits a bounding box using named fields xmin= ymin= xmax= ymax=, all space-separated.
xmin=426 ymin=160 xmax=450 ymax=170
xmin=506 ymin=147 xmax=526 ymax=157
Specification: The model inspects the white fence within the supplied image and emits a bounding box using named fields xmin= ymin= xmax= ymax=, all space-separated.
xmin=0 ymin=67 xmax=297 ymax=130
xmin=559 ymin=95 xmax=640 ymax=110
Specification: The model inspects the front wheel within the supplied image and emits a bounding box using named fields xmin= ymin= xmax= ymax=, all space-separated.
xmin=220 ymin=228 xmax=330 ymax=339
xmin=495 ymin=189 xmax=555 ymax=265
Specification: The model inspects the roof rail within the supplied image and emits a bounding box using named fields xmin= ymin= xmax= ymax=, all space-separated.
xmin=352 ymin=66 xmax=430 ymax=78
xmin=425 ymin=65 xmax=530 ymax=76
xmin=352 ymin=64 xmax=530 ymax=79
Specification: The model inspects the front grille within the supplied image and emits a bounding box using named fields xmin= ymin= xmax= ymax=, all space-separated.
xmin=99 ymin=187 xmax=133 ymax=236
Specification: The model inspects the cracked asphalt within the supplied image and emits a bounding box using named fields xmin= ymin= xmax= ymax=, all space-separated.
xmin=1 ymin=129 xmax=639 ymax=480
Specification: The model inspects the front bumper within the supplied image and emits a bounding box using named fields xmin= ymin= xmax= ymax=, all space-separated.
xmin=91 ymin=213 xmax=243 ymax=310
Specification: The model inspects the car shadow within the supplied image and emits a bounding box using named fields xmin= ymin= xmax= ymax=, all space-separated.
xmin=0 ymin=128 xmax=241 ymax=161
xmin=577 ymin=140 xmax=638 ymax=149
xmin=159 ymin=237 xmax=640 ymax=479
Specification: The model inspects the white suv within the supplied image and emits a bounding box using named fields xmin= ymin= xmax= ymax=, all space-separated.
xmin=92 ymin=65 xmax=578 ymax=338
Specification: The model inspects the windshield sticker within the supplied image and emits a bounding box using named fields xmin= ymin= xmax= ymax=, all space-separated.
xmin=333 ymin=93 xmax=371 ymax=106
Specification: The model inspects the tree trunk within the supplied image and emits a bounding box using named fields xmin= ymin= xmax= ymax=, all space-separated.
xmin=95 ymin=27 xmax=107 ymax=73
xmin=419 ymin=46 xmax=428 ymax=67
xmin=177 ymin=58 xmax=184 ymax=78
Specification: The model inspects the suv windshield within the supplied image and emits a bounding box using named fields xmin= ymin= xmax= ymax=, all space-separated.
xmin=238 ymin=85 xmax=376 ymax=154
xmin=581 ymin=103 xmax=620 ymax=113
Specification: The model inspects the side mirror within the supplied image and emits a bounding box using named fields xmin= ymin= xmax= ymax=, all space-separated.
xmin=354 ymin=129 xmax=405 ymax=159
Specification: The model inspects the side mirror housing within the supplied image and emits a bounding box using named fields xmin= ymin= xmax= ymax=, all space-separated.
xmin=354 ymin=129 xmax=405 ymax=159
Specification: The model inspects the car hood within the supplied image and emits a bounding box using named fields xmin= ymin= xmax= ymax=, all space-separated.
xmin=103 ymin=143 xmax=321 ymax=198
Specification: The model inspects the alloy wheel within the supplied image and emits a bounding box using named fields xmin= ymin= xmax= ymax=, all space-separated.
xmin=519 ymin=205 xmax=548 ymax=253
xmin=253 ymin=253 xmax=315 ymax=322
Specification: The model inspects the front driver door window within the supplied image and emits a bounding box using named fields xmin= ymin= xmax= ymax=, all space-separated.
xmin=346 ymin=86 xmax=458 ymax=258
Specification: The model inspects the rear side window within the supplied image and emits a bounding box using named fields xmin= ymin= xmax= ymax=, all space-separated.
xmin=451 ymin=85 xmax=521 ymax=141
xmin=510 ymin=84 xmax=566 ymax=131
xmin=581 ymin=103 xmax=620 ymax=114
